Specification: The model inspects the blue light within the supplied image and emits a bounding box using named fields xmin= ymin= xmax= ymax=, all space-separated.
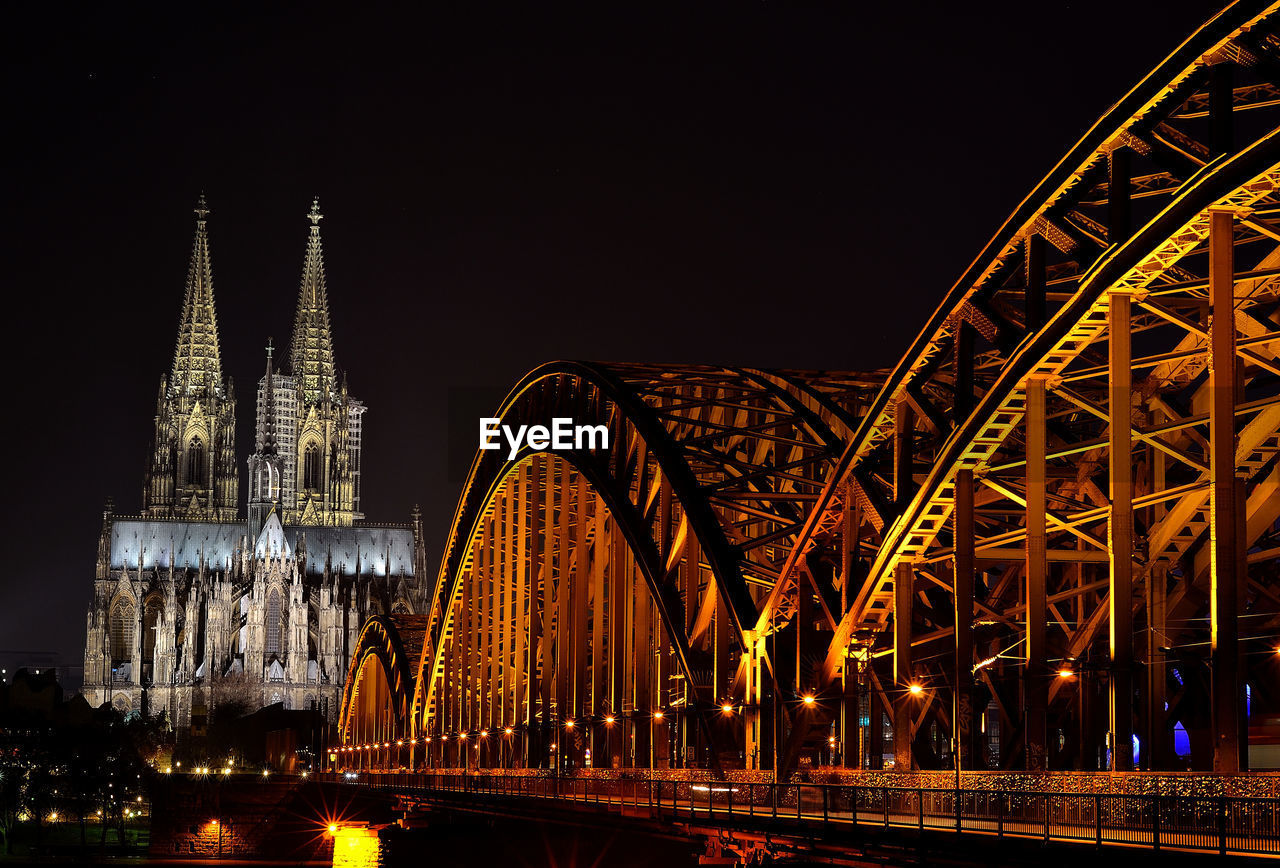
xmin=1173 ymin=722 xmax=1190 ymax=758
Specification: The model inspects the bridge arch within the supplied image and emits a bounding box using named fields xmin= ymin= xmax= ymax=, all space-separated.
xmin=410 ymin=362 xmax=881 ymax=771
xmin=338 ymin=614 xmax=429 ymax=770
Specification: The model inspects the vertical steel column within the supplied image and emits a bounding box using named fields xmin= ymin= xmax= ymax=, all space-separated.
xmin=656 ymin=610 xmax=671 ymax=769
xmin=572 ymin=475 xmax=591 ymax=719
xmin=556 ymin=463 xmax=573 ymax=728
xmin=744 ymin=628 xmax=759 ymax=769
xmin=1208 ymin=208 xmax=1243 ymax=773
xmin=1108 ymin=293 xmax=1135 ymax=771
xmin=634 ymin=570 xmax=652 ymax=767
xmin=684 ymin=527 xmax=701 ymax=764
xmin=448 ymin=598 xmax=460 ymax=737
xmin=841 ymin=487 xmax=859 ymax=769
xmin=1025 ymin=377 xmax=1049 ymax=770
xmin=540 ymin=462 xmax=556 ymax=757
xmin=590 ymin=502 xmax=607 ymax=715
xmin=892 ymin=398 xmax=916 ymax=770
xmin=490 ymin=496 xmax=503 ymax=733
xmin=502 ymin=483 xmax=515 ymax=729
xmin=525 ymin=458 xmax=544 ymax=765
xmin=654 ymin=477 xmax=673 ymax=769
xmin=894 ymin=560 xmax=914 ymax=770
xmin=478 ymin=514 xmax=491 ymax=734
xmin=715 ymin=586 xmax=732 ymax=701
xmin=609 ymin=518 xmax=628 ymax=765
xmin=514 ymin=464 xmax=530 ymax=754
xmin=468 ymin=529 xmax=481 ymax=734
xmin=953 ymin=468 xmax=975 ymax=773
xmin=794 ymin=568 xmax=811 ymax=697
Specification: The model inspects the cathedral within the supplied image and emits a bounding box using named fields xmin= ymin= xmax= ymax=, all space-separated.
xmin=81 ymin=197 xmax=427 ymax=737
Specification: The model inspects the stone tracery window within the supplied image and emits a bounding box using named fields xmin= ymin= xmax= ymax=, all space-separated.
xmin=266 ymin=589 xmax=282 ymax=657
xmin=187 ymin=437 xmax=206 ymax=487
xmin=110 ymin=597 xmax=135 ymax=668
xmin=303 ymin=442 xmax=321 ymax=491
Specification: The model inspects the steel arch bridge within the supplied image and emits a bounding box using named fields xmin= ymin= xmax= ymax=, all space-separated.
xmin=337 ymin=0 xmax=1280 ymax=779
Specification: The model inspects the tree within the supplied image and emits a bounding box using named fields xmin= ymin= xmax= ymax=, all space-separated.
xmin=0 ymin=764 xmax=18 ymax=855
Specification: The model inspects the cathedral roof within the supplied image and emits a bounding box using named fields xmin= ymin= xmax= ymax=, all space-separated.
xmin=171 ymin=195 xmax=224 ymax=396
xmin=254 ymin=510 xmax=291 ymax=559
xmin=290 ymin=198 xmax=337 ymax=404
xmin=106 ymin=518 xmax=418 ymax=577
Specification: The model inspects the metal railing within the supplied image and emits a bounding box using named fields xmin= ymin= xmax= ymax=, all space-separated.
xmin=323 ymin=771 xmax=1279 ymax=858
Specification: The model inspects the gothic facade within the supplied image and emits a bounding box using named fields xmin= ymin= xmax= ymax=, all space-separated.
xmin=82 ymin=197 xmax=426 ymax=737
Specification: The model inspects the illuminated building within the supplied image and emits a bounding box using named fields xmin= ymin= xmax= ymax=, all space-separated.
xmin=81 ymin=198 xmax=427 ymax=733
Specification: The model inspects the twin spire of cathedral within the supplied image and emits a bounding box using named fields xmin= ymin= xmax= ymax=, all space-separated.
xmin=170 ymin=194 xmax=340 ymax=402
xmin=149 ymin=195 xmax=356 ymax=525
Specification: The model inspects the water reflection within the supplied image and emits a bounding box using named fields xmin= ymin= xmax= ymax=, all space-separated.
xmin=331 ymin=825 xmax=385 ymax=868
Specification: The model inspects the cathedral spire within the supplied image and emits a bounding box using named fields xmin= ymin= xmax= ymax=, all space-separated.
xmin=262 ymin=339 xmax=277 ymax=457
xmin=171 ymin=194 xmax=223 ymax=395
xmin=290 ymin=197 xmax=336 ymax=403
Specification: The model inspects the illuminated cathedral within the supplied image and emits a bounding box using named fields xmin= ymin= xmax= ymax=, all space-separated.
xmin=81 ymin=197 xmax=427 ymax=735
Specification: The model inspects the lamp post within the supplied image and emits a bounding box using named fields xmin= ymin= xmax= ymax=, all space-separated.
xmin=602 ymin=714 xmax=616 ymax=770
xmin=651 ymin=710 xmax=664 ymax=774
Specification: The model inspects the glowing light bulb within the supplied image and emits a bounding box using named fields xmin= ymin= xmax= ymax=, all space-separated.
xmin=908 ymin=683 xmax=923 ymax=695
xmin=802 ymin=693 xmax=817 ymax=705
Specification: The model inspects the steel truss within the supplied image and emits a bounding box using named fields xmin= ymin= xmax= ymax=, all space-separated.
xmin=336 ymin=1 xmax=1280 ymax=776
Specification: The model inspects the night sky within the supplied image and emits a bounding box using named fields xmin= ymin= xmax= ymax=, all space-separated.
xmin=2 ymin=1 xmax=1225 ymax=688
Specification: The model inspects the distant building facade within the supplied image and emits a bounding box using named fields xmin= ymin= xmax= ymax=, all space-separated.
xmin=82 ymin=198 xmax=426 ymax=736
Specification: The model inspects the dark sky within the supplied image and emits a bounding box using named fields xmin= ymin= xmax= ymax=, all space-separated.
xmin=1 ymin=1 xmax=1226 ymax=685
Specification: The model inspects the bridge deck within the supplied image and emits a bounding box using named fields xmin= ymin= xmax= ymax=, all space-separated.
xmin=327 ymin=772 xmax=1279 ymax=859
